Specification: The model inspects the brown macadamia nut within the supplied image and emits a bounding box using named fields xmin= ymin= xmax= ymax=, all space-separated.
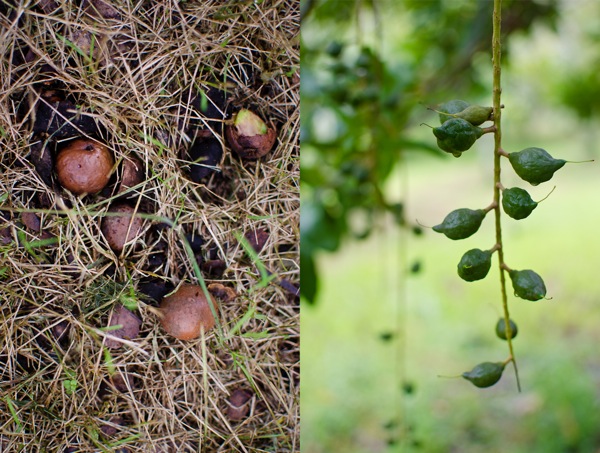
xmin=101 ymin=203 xmax=144 ymax=253
xmin=55 ymin=138 xmax=113 ymax=194
xmin=159 ymin=284 xmax=217 ymax=340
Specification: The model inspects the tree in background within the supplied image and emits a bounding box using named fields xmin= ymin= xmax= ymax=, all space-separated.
xmin=300 ymin=0 xmax=560 ymax=304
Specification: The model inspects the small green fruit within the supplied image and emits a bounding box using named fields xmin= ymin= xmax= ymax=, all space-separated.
xmin=462 ymin=361 xmax=505 ymax=388
xmin=502 ymin=187 xmax=537 ymax=220
xmin=454 ymin=105 xmax=494 ymax=126
xmin=438 ymin=100 xmax=470 ymax=124
xmin=432 ymin=208 xmax=486 ymax=240
xmin=495 ymin=318 xmax=518 ymax=340
xmin=509 ymin=269 xmax=546 ymax=301
xmin=433 ymin=118 xmax=484 ymax=156
xmin=457 ymin=248 xmax=492 ymax=282
xmin=508 ymin=148 xmax=566 ymax=186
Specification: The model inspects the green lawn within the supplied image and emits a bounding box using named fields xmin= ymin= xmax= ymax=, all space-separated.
xmin=302 ymin=146 xmax=600 ymax=452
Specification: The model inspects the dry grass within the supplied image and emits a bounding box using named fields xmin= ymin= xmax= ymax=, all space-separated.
xmin=0 ymin=1 xmax=299 ymax=452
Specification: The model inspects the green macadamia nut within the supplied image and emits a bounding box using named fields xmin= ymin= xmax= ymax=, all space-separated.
xmin=432 ymin=208 xmax=486 ymax=240
xmin=457 ymin=248 xmax=492 ymax=282
xmin=433 ymin=118 xmax=484 ymax=157
xmin=509 ymin=269 xmax=547 ymax=301
xmin=508 ymin=147 xmax=566 ymax=186
xmin=502 ymin=187 xmax=538 ymax=220
xmin=453 ymin=105 xmax=494 ymax=126
xmin=438 ymin=99 xmax=470 ymax=124
xmin=462 ymin=361 xmax=506 ymax=388
xmin=495 ymin=318 xmax=518 ymax=340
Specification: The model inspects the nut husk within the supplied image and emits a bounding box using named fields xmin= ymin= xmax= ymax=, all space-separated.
xmin=118 ymin=155 xmax=144 ymax=194
xmin=226 ymin=389 xmax=253 ymax=421
xmin=186 ymin=137 xmax=223 ymax=182
xmin=225 ymin=109 xmax=276 ymax=159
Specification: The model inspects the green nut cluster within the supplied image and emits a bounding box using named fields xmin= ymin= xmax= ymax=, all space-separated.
xmin=427 ymin=96 xmax=580 ymax=390
xmin=462 ymin=362 xmax=506 ymax=388
xmin=431 ymin=100 xmax=492 ymax=157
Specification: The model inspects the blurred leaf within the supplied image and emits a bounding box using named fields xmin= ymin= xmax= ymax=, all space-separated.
xmin=402 ymin=380 xmax=416 ymax=395
xmin=410 ymin=260 xmax=422 ymax=274
xmin=559 ymin=68 xmax=600 ymax=119
xmin=300 ymin=251 xmax=318 ymax=304
xmin=301 ymin=201 xmax=344 ymax=253
xmin=379 ymin=331 xmax=395 ymax=342
xmin=63 ymin=379 xmax=78 ymax=395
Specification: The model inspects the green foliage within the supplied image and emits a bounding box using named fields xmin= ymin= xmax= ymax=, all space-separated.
xmin=301 ymin=19 xmax=428 ymax=302
xmin=559 ymin=67 xmax=600 ymax=119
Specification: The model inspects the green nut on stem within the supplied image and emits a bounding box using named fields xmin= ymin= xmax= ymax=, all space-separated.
xmin=457 ymin=248 xmax=492 ymax=282
xmin=495 ymin=318 xmax=518 ymax=341
xmin=454 ymin=105 xmax=494 ymax=126
xmin=509 ymin=269 xmax=547 ymax=301
xmin=433 ymin=208 xmax=486 ymax=240
xmin=462 ymin=361 xmax=506 ymax=388
xmin=432 ymin=118 xmax=485 ymax=157
xmin=501 ymin=187 xmax=537 ymax=220
xmin=436 ymin=100 xmax=493 ymax=126
xmin=508 ymin=148 xmax=566 ymax=186
xmin=438 ymin=99 xmax=470 ymax=124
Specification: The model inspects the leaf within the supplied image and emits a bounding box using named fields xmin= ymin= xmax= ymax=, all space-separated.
xmin=300 ymin=251 xmax=318 ymax=304
xmin=63 ymin=379 xmax=78 ymax=395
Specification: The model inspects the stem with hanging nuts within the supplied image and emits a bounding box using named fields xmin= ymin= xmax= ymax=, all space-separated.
xmin=492 ymin=0 xmax=521 ymax=392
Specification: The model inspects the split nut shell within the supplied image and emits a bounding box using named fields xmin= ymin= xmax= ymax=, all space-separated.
xmin=225 ymin=109 xmax=276 ymax=159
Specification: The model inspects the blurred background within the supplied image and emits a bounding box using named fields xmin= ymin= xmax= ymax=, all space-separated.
xmin=300 ymin=1 xmax=600 ymax=452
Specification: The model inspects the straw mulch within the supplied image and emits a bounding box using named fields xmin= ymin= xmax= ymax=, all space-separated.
xmin=0 ymin=1 xmax=299 ymax=452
